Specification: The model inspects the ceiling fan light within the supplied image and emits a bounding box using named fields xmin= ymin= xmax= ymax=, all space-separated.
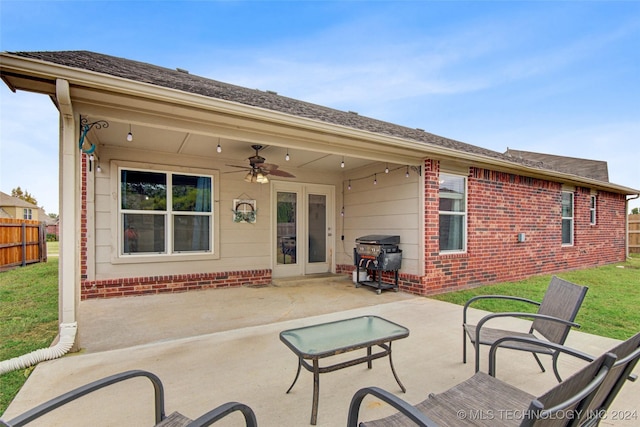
xmin=244 ymin=172 xmax=253 ymax=183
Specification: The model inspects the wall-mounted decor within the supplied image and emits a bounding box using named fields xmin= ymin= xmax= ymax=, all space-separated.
xmin=233 ymin=199 xmax=257 ymax=223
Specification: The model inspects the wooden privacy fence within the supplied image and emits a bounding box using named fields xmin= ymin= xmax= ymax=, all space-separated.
xmin=0 ymin=218 xmax=47 ymax=269
xmin=630 ymin=214 xmax=640 ymax=254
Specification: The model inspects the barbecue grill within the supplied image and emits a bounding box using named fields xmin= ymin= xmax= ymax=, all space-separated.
xmin=354 ymin=235 xmax=402 ymax=294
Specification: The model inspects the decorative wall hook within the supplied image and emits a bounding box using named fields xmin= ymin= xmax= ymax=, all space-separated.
xmin=79 ymin=116 xmax=109 ymax=153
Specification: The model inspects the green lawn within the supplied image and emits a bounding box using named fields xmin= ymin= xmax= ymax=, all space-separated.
xmin=431 ymin=254 xmax=640 ymax=340
xmin=1 ymin=260 xmax=58 ymax=415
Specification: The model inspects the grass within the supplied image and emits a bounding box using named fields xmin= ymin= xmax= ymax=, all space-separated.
xmin=0 ymin=254 xmax=638 ymax=416
xmin=1 ymin=260 xmax=58 ymax=416
xmin=431 ymin=254 xmax=640 ymax=340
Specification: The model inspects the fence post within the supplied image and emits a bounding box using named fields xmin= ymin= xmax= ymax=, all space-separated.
xmin=21 ymin=222 xmax=27 ymax=266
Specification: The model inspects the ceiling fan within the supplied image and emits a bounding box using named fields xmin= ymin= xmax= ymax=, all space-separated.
xmin=226 ymin=144 xmax=295 ymax=184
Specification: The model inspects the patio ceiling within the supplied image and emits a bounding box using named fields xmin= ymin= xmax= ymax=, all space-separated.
xmin=83 ymin=119 xmax=379 ymax=175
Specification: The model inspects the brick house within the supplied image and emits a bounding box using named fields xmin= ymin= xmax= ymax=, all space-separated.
xmin=1 ymin=51 xmax=637 ymax=340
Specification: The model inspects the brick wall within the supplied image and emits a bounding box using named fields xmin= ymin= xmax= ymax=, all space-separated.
xmin=81 ymin=269 xmax=272 ymax=299
xmin=420 ymin=164 xmax=626 ymax=294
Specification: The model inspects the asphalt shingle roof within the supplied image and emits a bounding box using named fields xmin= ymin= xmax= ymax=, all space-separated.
xmin=8 ymin=51 xmax=610 ymax=182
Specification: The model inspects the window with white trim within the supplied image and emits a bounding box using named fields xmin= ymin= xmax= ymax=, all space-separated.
xmin=119 ymin=168 xmax=213 ymax=256
xmin=439 ymin=173 xmax=466 ymax=252
xmin=589 ymin=195 xmax=596 ymax=225
xmin=23 ymin=208 xmax=32 ymax=220
xmin=561 ymin=191 xmax=574 ymax=245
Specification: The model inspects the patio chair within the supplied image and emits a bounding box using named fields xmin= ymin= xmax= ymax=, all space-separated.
xmin=463 ymin=275 xmax=588 ymax=381
xmin=347 ymin=331 xmax=640 ymax=427
xmin=0 ymin=370 xmax=257 ymax=427
xmin=489 ymin=331 xmax=640 ymax=427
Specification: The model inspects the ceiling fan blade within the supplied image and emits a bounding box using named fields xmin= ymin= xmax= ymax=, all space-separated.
xmin=265 ymin=169 xmax=296 ymax=178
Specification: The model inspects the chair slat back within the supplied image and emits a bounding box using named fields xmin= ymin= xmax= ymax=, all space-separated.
xmin=533 ymin=276 xmax=588 ymax=344
xmin=522 ymin=352 xmax=616 ymax=427
xmin=581 ymin=331 xmax=640 ymax=424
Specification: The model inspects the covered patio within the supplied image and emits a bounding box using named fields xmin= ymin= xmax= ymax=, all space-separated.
xmin=3 ymin=277 xmax=638 ymax=426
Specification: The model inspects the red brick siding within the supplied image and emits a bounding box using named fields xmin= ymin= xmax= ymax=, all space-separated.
xmin=81 ymin=269 xmax=272 ymax=300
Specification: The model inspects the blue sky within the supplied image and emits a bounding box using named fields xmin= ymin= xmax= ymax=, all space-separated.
xmin=1 ymin=0 xmax=639 ymax=214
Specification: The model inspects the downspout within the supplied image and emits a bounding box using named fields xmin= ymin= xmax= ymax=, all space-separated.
xmin=627 ymin=194 xmax=640 ymax=259
xmin=0 ymin=79 xmax=78 ymax=374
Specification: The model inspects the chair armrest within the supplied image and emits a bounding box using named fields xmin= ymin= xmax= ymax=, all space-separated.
xmin=488 ymin=336 xmax=595 ymax=377
xmin=347 ymin=386 xmax=439 ymax=427
xmin=3 ymin=370 xmax=165 ymax=427
xmin=475 ymin=311 xmax=580 ymax=336
xmin=463 ymin=295 xmax=540 ymax=323
xmin=187 ymin=402 xmax=257 ymax=427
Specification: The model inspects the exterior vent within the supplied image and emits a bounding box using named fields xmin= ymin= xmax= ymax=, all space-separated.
xmin=176 ymin=68 xmax=189 ymax=74
xmin=266 ymin=90 xmax=278 ymax=95
xmin=348 ymin=111 xmax=359 ymax=115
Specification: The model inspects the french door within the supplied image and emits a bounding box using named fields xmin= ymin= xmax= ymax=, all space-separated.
xmin=272 ymin=182 xmax=334 ymax=278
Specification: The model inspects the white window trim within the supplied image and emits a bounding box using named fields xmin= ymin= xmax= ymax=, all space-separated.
xmin=110 ymin=160 xmax=220 ymax=264
xmin=590 ymin=195 xmax=597 ymax=226
xmin=562 ymin=191 xmax=574 ymax=246
xmin=438 ymin=173 xmax=467 ymax=254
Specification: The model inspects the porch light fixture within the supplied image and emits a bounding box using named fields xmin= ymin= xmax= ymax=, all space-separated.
xmin=244 ymin=170 xmax=269 ymax=184
xmin=126 ymin=124 xmax=133 ymax=142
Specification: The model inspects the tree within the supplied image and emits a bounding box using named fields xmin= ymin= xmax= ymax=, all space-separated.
xmin=632 ymin=207 xmax=639 ymax=215
xmin=11 ymin=187 xmax=38 ymax=206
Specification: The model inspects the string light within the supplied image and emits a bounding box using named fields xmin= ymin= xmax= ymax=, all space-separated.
xmin=285 ymin=149 xmax=290 ymax=161
xmin=126 ymin=124 xmax=133 ymax=142
xmin=341 ymin=156 xmax=345 ymax=168
xmin=216 ymin=143 xmax=222 ymax=153
xmin=342 ymin=164 xmax=420 ymax=189
xmin=385 ymin=164 xmax=389 ymax=173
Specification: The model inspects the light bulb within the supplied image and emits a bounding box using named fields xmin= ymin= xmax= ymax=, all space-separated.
xmin=96 ymin=164 xmax=102 ymax=173
xmin=217 ymin=144 xmax=222 ymax=153
xmin=285 ymin=151 xmax=290 ymax=161
xmin=348 ymin=180 xmax=352 ymax=190
xmin=405 ymin=166 xmax=410 ymax=178
xmin=127 ymin=132 xmax=133 ymax=142
xmin=341 ymin=157 xmax=345 ymax=168
xmin=385 ymin=164 xmax=389 ymax=173
xmin=373 ymin=174 xmax=377 ymax=185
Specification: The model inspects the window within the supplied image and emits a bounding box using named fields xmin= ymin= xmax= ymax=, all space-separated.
xmin=439 ymin=173 xmax=466 ymax=252
xmin=120 ymin=168 xmax=213 ymax=256
xmin=561 ymin=191 xmax=574 ymax=245
xmin=23 ymin=208 xmax=32 ymax=220
xmin=590 ymin=195 xmax=597 ymax=225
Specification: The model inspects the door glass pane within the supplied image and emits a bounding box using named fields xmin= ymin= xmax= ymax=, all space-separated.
xmin=308 ymin=194 xmax=326 ymax=263
xmin=277 ymin=192 xmax=297 ymax=265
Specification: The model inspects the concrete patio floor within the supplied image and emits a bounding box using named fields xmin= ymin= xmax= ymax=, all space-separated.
xmin=3 ymin=275 xmax=638 ymax=426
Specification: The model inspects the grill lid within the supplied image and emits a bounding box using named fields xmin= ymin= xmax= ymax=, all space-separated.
xmin=355 ymin=235 xmax=400 ymax=245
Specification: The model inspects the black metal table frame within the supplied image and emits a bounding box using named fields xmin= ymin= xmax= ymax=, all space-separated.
xmin=280 ymin=318 xmax=408 ymax=425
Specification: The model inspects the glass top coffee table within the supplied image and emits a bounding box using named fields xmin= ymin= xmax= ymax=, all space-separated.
xmin=280 ymin=315 xmax=409 ymax=425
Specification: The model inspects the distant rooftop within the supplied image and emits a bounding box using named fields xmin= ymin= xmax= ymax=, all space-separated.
xmin=505 ymin=149 xmax=609 ymax=182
